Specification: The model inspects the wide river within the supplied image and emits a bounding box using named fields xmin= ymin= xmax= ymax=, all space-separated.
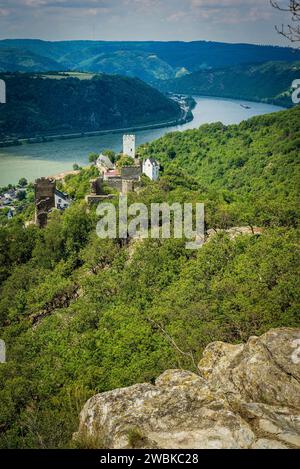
xmin=0 ymin=97 xmax=285 ymax=186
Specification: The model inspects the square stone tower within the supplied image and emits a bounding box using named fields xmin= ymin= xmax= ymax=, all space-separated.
xmin=123 ymin=134 xmax=136 ymax=158
xmin=34 ymin=177 xmax=56 ymax=228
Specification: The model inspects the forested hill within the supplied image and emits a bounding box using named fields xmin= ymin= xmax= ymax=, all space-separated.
xmin=0 ymin=106 xmax=299 ymax=449
xmin=0 ymin=73 xmax=182 ymax=139
xmin=139 ymin=105 xmax=300 ymax=227
xmin=0 ymin=39 xmax=299 ymax=82
xmin=161 ymin=61 xmax=300 ymax=107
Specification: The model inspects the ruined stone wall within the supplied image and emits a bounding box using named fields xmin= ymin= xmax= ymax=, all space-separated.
xmin=121 ymin=165 xmax=141 ymax=181
xmin=105 ymin=177 xmax=123 ymax=192
xmin=90 ymin=177 xmax=104 ymax=195
xmin=85 ymin=194 xmax=116 ymax=205
xmin=121 ymin=179 xmax=134 ymax=195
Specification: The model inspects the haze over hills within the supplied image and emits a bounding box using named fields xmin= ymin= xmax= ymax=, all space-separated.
xmin=0 ymin=39 xmax=299 ymax=83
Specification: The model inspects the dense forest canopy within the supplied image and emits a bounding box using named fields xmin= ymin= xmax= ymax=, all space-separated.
xmin=0 ymin=105 xmax=299 ymax=448
xmin=160 ymin=61 xmax=300 ymax=107
xmin=0 ymin=73 xmax=181 ymax=139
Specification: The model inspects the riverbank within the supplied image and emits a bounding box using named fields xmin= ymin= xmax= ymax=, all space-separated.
xmin=0 ymin=96 xmax=194 ymax=149
xmin=0 ymin=97 xmax=285 ymax=186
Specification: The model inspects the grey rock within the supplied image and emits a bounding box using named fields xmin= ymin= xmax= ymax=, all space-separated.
xmin=75 ymin=328 xmax=300 ymax=449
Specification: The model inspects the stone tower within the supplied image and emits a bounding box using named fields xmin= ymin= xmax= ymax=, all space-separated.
xmin=35 ymin=178 xmax=56 ymax=228
xmin=0 ymin=79 xmax=6 ymax=104
xmin=123 ymin=134 xmax=136 ymax=158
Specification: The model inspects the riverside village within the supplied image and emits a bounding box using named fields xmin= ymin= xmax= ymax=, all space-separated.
xmin=0 ymin=134 xmax=160 ymax=227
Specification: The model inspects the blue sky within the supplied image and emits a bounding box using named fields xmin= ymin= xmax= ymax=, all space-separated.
xmin=0 ymin=0 xmax=291 ymax=45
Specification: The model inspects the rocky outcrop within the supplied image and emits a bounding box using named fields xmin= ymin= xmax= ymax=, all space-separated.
xmin=74 ymin=328 xmax=300 ymax=449
xmin=206 ymin=226 xmax=263 ymax=242
xmin=30 ymin=284 xmax=82 ymax=325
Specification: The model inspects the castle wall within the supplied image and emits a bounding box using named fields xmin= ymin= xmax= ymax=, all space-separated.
xmin=121 ymin=165 xmax=141 ymax=180
xmin=85 ymin=194 xmax=116 ymax=205
xmin=90 ymin=177 xmax=104 ymax=195
xmin=122 ymin=179 xmax=135 ymax=195
xmin=105 ymin=177 xmax=123 ymax=192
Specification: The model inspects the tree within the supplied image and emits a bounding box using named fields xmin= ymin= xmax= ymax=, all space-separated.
xmin=16 ymin=190 xmax=26 ymax=201
xmin=88 ymin=153 xmax=98 ymax=164
xmin=73 ymin=163 xmax=80 ymax=171
xmin=18 ymin=177 xmax=28 ymax=187
xmin=116 ymin=156 xmax=134 ymax=168
xmin=102 ymin=150 xmax=117 ymax=163
xmin=271 ymin=0 xmax=300 ymax=42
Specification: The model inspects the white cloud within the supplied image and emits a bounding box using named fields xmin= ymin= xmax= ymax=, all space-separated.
xmin=0 ymin=8 xmax=9 ymax=16
xmin=0 ymin=0 xmax=287 ymax=44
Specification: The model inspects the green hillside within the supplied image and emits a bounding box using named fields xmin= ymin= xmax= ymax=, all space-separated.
xmin=0 ymin=73 xmax=182 ymax=139
xmin=161 ymin=61 xmax=300 ymax=107
xmin=62 ymin=50 xmax=176 ymax=82
xmin=0 ymin=47 xmax=60 ymax=72
xmin=0 ymin=39 xmax=299 ymax=83
xmin=0 ymin=106 xmax=299 ymax=448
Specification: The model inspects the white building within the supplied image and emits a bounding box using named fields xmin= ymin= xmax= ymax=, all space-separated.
xmin=123 ymin=134 xmax=136 ymax=158
xmin=7 ymin=208 xmax=15 ymax=219
xmin=55 ymin=189 xmax=71 ymax=210
xmin=142 ymin=158 xmax=160 ymax=181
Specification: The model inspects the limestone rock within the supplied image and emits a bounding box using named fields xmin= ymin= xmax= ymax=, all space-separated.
xmin=75 ymin=370 xmax=255 ymax=449
xmin=75 ymin=328 xmax=300 ymax=449
xmin=251 ymin=439 xmax=288 ymax=449
xmin=198 ymin=328 xmax=300 ymax=409
xmin=206 ymin=226 xmax=263 ymax=242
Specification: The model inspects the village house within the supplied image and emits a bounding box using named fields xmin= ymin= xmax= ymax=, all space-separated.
xmin=7 ymin=208 xmax=15 ymax=219
xmin=54 ymin=188 xmax=71 ymax=210
xmin=34 ymin=178 xmax=72 ymax=227
xmin=3 ymin=188 xmax=17 ymax=201
xmin=96 ymin=154 xmax=114 ymax=173
xmin=142 ymin=158 xmax=160 ymax=181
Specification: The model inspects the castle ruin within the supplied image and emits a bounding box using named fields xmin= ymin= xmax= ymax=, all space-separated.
xmin=35 ymin=178 xmax=55 ymax=228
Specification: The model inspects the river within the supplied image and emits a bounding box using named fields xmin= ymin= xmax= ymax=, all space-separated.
xmin=0 ymin=97 xmax=285 ymax=186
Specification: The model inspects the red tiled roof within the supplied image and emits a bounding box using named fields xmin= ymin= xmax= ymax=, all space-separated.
xmin=104 ymin=170 xmax=120 ymax=177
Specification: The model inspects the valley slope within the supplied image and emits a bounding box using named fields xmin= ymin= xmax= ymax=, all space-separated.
xmin=0 ymin=106 xmax=299 ymax=448
xmin=161 ymin=61 xmax=300 ymax=107
xmin=0 ymin=72 xmax=182 ymax=139
xmin=0 ymin=39 xmax=299 ymax=83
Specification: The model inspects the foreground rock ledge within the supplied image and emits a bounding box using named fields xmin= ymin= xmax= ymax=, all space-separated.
xmin=74 ymin=328 xmax=300 ymax=449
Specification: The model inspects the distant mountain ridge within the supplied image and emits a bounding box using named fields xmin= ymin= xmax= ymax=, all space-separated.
xmin=0 ymin=39 xmax=299 ymax=83
xmin=0 ymin=47 xmax=62 ymax=73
